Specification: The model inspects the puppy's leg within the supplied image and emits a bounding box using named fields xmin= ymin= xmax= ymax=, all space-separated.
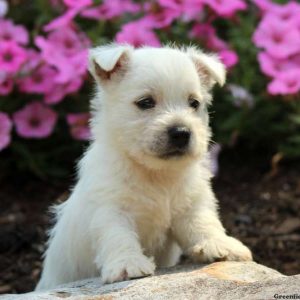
xmin=172 ymin=184 xmax=252 ymax=263
xmin=91 ymin=207 xmax=155 ymax=283
xmin=155 ymin=234 xmax=182 ymax=268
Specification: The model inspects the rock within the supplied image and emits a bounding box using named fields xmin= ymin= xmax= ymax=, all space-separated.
xmin=1 ymin=261 xmax=299 ymax=300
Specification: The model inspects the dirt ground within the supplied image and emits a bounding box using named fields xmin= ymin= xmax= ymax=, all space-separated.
xmin=0 ymin=149 xmax=299 ymax=294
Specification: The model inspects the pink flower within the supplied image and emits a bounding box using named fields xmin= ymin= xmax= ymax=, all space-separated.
xmin=254 ymin=0 xmax=300 ymax=28
xmin=258 ymin=52 xmax=300 ymax=77
xmin=218 ymin=49 xmax=238 ymax=68
xmin=44 ymin=8 xmax=80 ymax=31
xmin=0 ymin=19 xmax=28 ymax=45
xmin=190 ymin=23 xmax=211 ymax=39
xmin=190 ymin=24 xmax=238 ymax=68
xmin=81 ymin=0 xmax=140 ymax=20
xmin=19 ymin=49 xmax=42 ymax=74
xmin=253 ymin=0 xmax=275 ymax=13
xmin=253 ymin=16 xmax=300 ymax=59
xmin=35 ymin=26 xmax=89 ymax=99
xmin=116 ymin=21 xmax=161 ymax=47
xmin=53 ymin=51 xmax=88 ymax=84
xmin=13 ymin=101 xmax=58 ymax=138
xmin=203 ymin=0 xmax=247 ymax=17
xmin=269 ymin=2 xmax=300 ymax=24
xmin=190 ymin=24 xmax=226 ymax=50
xmin=63 ymin=0 xmax=92 ymax=9
xmin=157 ymin=0 xmax=183 ymax=14
xmin=35 ymin=26 xmax=90 ymax=60
xmin=268 ymin=69 xmax=300 ymax=95
xmin=254 ymin=1 xmax=300 ymax=95
xmin=141 ymin=2 xmax=180 ymax=28
xmin=0 ymin=76 xmax=13 ymax=95
xmin=181 ymin=0 xmax=204 ymax=21
xmin=18 ymin=65 xmax=57 ymax=94
xmin=44 ymin=77 xmax=83 ymax=104
xmin=157 ymin=0 xmax=204 ymax=21
xmin=0 ymin=112 xmax=12 ymax=151
xmin=0 ymin=41 xmax=27 ymax=74
xmin=44 ymin=0 xmax=93 ymax=31
xmin=66 ymin=113 xmax=91 ymax=141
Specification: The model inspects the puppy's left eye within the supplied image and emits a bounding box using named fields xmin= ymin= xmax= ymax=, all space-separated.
xmin=188 ymin=97 xmax=200 ymax=110
xmin=135 ymin=96 xmax=156 ymax=110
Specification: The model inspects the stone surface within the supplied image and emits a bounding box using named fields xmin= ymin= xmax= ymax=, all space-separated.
xmin=1 ymin=261 xmax=299 ymax=300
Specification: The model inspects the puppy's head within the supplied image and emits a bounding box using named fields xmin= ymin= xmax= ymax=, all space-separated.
xmin=89 ymin=44 xmax=226 ymax=170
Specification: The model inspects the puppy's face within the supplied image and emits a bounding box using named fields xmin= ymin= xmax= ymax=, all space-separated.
xmin=89 ymin=45 xmax=225 ymax=169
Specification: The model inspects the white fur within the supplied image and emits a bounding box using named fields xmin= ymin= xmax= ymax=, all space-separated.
xmin=36 ymin=44 xmax=252 ymax=290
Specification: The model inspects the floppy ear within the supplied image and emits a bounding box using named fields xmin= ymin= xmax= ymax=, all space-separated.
xmin=186 ymin=47 xmax=226 ymax=89
xmin=88 ymin=44 xmax=133 ymax=83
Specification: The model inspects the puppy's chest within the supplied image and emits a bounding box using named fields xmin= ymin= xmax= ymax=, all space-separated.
xmin=122 ymin=183 xmax=188 ymax=249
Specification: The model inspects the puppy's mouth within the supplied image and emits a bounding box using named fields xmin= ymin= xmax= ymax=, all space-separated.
xmin=159 ymin=149 xmax=188 ymax=159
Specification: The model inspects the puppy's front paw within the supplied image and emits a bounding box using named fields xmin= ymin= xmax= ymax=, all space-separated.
xmin=189 ymin=235 xmax=252 ymax=263
xmin=101 ymin=254 xmax=155 ymax=284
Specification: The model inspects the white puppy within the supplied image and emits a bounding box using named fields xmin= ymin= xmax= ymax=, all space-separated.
xmin=36 ymin=44 xmax=252 ymax=290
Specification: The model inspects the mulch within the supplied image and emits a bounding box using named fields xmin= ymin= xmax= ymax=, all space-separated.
xmin=0 ymin=150 xmax=299 ymax=294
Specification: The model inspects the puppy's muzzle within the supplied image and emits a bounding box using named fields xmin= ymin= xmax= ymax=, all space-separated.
xmin=160 ymin=125 xmax=191 ymax=158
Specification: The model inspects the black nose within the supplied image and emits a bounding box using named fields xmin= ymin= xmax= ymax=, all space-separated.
xmin=168 ymin=125 xmax=191 ymax=149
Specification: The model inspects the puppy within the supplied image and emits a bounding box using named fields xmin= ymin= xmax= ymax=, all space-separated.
xmin=36 ymin=44 xmax=252 ymax=290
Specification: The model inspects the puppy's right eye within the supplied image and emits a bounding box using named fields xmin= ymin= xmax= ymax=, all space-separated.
xmin=135 ymin=97 xmax=156 ymax=110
